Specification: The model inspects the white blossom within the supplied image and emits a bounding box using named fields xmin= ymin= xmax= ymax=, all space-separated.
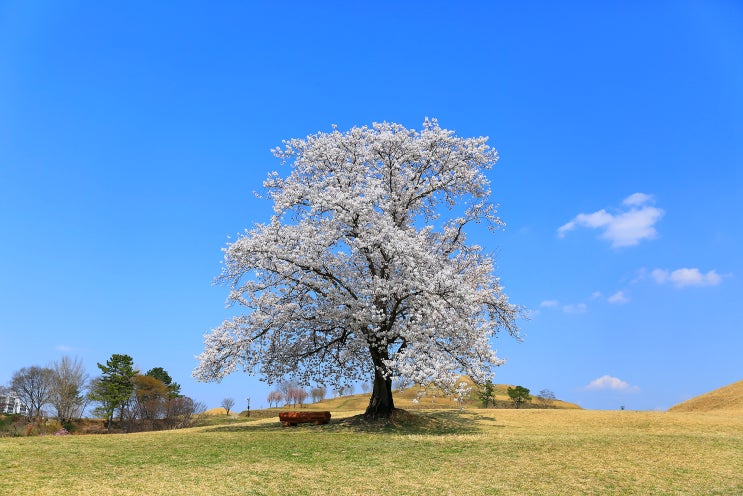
xmin=194 ymin=119 xmax=520 ymax=398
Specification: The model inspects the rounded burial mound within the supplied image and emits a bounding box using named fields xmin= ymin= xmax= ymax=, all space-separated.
xmin=668 ymin=379 xmax=743 ymax=413
xmin=205 ymin=407 xmax=232 ymax=416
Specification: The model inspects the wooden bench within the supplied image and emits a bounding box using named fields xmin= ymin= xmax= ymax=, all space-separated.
xmin=278 ymin=411 xmax=331 ymax=427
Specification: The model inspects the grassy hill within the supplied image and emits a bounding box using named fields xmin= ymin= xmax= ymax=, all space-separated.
xmin=258 ymin=378 xmax=581 ymax=412
xmin=204 ymin=407 xmax=237 ymax=416
xmin=668 ymin=379 xmax=743 ymax=413
xmin=2 ymin=409 xmax=741 ymax=495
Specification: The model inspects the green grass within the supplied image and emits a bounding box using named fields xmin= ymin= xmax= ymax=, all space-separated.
xmin=1 ymin=409 xmax=741 ymax=495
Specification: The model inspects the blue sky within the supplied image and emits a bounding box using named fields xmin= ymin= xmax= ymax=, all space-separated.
xmin=1 ymin=1 xmax=740 ymax=411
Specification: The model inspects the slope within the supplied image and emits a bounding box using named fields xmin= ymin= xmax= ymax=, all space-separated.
xmin=668 ymin=379 xmax=743 ymax=413
xmin=290 ymin=378 xmax=581 ymax=411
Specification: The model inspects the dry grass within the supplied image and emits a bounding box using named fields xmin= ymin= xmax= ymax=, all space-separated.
xmin=301 ymin=380 xmax=581 ymax=412
xmin=669 ymin=379 xmax=743 ymax=413
xmin=204 ymin=407 xmax=236 ymax=416
xmin=1 ymin=408 xmax=740 ymax=495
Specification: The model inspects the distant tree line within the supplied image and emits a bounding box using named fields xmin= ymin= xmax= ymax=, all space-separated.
xmin=262 ymin=379 xmax=560 ymax=411
xmin=2 ymin=354 xmax=205 ymax=435
xmin=478 ymin=382 xmax=558 ymax=409
xmin=266 ymin=381 xmax=314 ymax=408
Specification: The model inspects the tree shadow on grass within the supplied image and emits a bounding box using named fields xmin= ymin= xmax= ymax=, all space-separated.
xmin=203 ymin=409 xmax=504 ymax=435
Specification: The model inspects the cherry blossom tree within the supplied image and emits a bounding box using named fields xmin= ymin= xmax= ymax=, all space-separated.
xmin=266 ymin=390 xmax=284 ymax=408
xmin=286 ymin=387 xmax=308 ymax=408
xmin=194 ymin=119 xmax=520 ymax=418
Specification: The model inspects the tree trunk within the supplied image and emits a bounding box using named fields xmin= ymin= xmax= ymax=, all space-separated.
xmin=364 ymin=356 xmax=395 ymax=418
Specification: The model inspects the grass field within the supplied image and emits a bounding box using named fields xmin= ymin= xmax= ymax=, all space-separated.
xmin=669 ymin=380 xmax=743 ymax=414
xmin=1 ymin=408 xmax=740 ymax=495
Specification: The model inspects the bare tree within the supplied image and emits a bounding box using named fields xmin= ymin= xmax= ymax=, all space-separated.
xmin=221 ymin=397 xmax=235 ymax=415
xmin=11 ymin=366 xmax=54 ymax=422
xmin=50 ymin=356 xmax=89 ymax=423
xmin=310 ymin=386 xmax=326 ymax=403
xmin=536 ymin=388 xmax=557 ymax=408
xmin=165 ymin=396 xmax=205 ymax=429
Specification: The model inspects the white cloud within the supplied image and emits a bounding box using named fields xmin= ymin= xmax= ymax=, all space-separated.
xmin=562 ymin=303 xmax=587 ymax=314
xmin=631 ymin=267 xmax=650 ymax=284
xmin=651 ymin=268 xmax=723 ymax=288
xmin=585 ymin=375 xmax=639 ymax=392
xmin=558 ymin=193 xmax=664 ymax=247
xmin=622 ymin=192 xmax=653 ymax=206
xmin=607 ymin=291 xmax=629 ymax=304
xmin=602 ymin=207 xmax=664 ymax=247
xmin=557 ymin=210 xmax=613 ymax=237
xmin=540 ymin=298 xmax=592 ymax=314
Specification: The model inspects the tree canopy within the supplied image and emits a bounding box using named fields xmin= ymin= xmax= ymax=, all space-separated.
xmin=194 ymin=119 xmax=520 ymax=417
xmin=89 ymin=353 xmax=138 ymax=428
xmin=11 ymin=366 xmax=53 ymax=422
xmin=507 ymin=385 xmax=532 ymax=408
xmin=50 ymin=356 xmax=88 ymax=423
xmin=146 ymin=367 xmax=181 ymax=399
